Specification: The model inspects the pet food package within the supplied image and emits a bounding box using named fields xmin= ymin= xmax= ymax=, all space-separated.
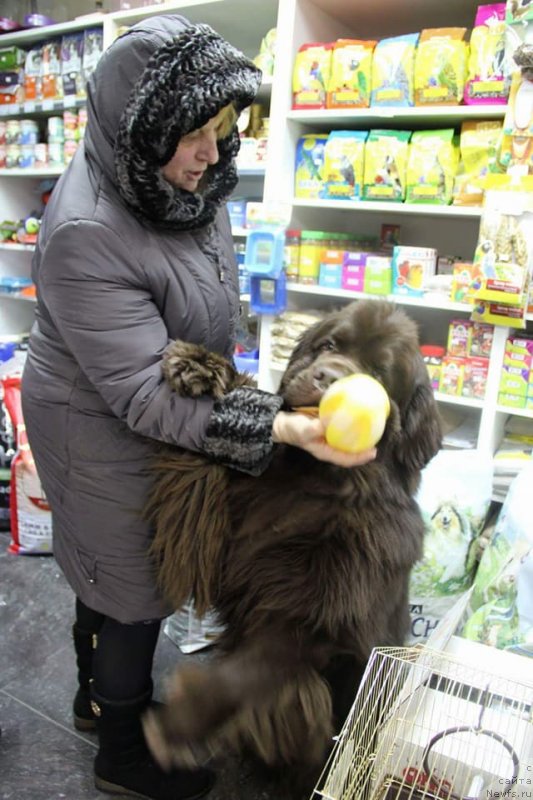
xmin=362 ymin=129 xmax=411 ymax=201
xmin=465 ymin=4 xmax=509 ymax=104
xmin=405 ymin=129 xmax=459 ymax=204
xmin=464 ymin=3 xmax=509 ymax=105
xmin=40 ymin=39 xmax=62 ymax=100
xmin=414 ymin=28 xmax=468 ymax=105
xmin=391 ymin=245 xmax=437 ymax=297
xmin=506 ymin=0 xmax=533 ymax=25
xmin=294 ymin=134 xmax=328 ymax=199
xmin=370 ymin=34 xmax=418 ymax=107
xmin=61 ymin=32 xmax=84 ymax=98
xmin=471 ymin=182 xmax=533 ymax=322
xmin=1 ymin=376 xmax=52 ymax=555
xmin=408 ymin=450 xmax=494 ymax=645
xmin=82 ymin=28 xmax=104 ymax=87
xmin=321 ymin=130 xmax=367 ymax=200
xmin=458 ymin=462 xmax=533 ymax=657
xmin=326 ymin=39 xmax=376 ymax=108
xmin=453 ymin=120 xmax=503 ymax=206
xmin=292 ymin=42 xmax=333 ymax=109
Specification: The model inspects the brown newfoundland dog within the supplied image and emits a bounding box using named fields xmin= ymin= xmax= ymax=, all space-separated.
xmin=143 ymin=299 xmax=442 ymax=785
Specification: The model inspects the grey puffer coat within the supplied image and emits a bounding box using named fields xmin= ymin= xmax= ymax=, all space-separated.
xmin=21 ymin=15 xmax=281 ymax=623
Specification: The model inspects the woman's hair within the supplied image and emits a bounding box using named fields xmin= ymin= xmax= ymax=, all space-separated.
xmin=216 ymin=104 xmax=238 ymax=140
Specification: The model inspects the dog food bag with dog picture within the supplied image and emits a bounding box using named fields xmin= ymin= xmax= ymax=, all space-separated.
xmin=458 ymin=461 xmax=533 ymax=657
xmin=408 ymin=449 xmax=493 ymax=644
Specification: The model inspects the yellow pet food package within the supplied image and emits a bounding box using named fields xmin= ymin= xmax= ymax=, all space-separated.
xmin=406 ymin=129 xmax=459 ymax=204
xmin=414 ymin=28 xmax=468 ymax=105
xmin=471 ymin=179 xmax=533 ymax=329
xmin=292 ymin=42 xmax=333 ymax=109
xmin=370 ymin=34 xmax=419 ymax=107
xmin=294 ymin=134 xmax=328 ymax=199
xmin=465 ymin=4 xmax=509 ymax=104
xmin=327 ymin=39 xmax=376 ymax=108
xmin=453 ymin=120 xmax=503 ymax=206
xmin=363 ymin=129 xmax=411 ymax=201
xmin=321 ymin=130 xmax=368 ymax=200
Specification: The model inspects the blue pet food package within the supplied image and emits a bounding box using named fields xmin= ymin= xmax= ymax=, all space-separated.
xmin=408 ymin=450 xmax=494 ymax=645
xmin=294 ymin=134 xmax=328 ymax=199
xmin=458 ymin=462 xmax=533 ymax=657
xmin=321 ymin=130 xmax=368 ymax=201
xmin=370 ymin=34 xmax=419 ymax=107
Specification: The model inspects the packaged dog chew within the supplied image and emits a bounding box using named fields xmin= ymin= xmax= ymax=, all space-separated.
xmin=370 ymin=34 xmax=419 ymax=107
xmin=363 ymin=129 xmax=411 ymax=201
xmin=292 ymin=42 xmax=333 ymax=109
xmin=406 ymin=129 xmax=459 ymax=204
xmin=465 ymin=3 xmax=509 ymax=104
xmin=321 ymin=130 xmax=367 ymax=200
xmin=327 ymin=39 xmax=376 ymax=108
xmin=414 ymin=28 xmax=468 ymax=105
xmin=453 ymin=120 xmax=503 ymax=206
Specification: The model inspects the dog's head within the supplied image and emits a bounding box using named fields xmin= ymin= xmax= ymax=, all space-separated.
xmin=278 ymin=299 xmax=442 ymax=478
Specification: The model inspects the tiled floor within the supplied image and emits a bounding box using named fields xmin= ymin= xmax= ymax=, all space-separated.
xmin=0 ymin=532 xmax=295 ymax=800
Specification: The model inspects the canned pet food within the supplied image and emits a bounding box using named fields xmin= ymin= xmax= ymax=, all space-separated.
xmin=47 ymin=141 xmax=64 ymax=167
xmin=34 ymin=143 xmax=48 ymax=168
xmin=19 ymin=144 xmax=35 ymax=168
xmin=47 ymin=116 xmax=64 ymax=143
xmin=19 ymin=119 xmax=39 ymax=145
xmin=6 ymin=143 xmax=20 ymax=168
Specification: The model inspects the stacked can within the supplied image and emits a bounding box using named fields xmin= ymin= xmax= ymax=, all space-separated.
xmin=63 ymin=109 xmax=78 ymax=165
xmin=47 ymin=116 xmax=64 ymax=167
xmin=1 ymin=119 xmax=39 ymax=168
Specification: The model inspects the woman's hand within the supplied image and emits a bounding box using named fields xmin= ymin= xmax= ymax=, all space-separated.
xmin=272 ymin=411 xmax=376 ymax=468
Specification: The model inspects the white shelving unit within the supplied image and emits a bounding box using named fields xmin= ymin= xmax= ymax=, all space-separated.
xmin=0 ymin=0 xmax=277 ymax=339
xmin=256 ymin=0 xmax=533 ymax=456
xmin=1 ymin=0 xmax=532 ymax=459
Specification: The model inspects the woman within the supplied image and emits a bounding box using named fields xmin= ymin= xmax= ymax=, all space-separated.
xmin=21 ymin=15 xmax=374 ymax=800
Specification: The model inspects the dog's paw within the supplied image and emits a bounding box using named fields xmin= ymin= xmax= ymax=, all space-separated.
xmin=163 ymin=340 xmax=239 ymax=400
xmin=143 ymin=664 xmax=236 ymax=770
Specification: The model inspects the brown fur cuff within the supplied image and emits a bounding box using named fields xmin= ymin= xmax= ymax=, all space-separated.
xmin=202 ymin=387 xmax=283 ymax=475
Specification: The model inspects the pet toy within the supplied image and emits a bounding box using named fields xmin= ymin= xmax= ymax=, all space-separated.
xmin=319 ymin=373 xmax=390 ymax=453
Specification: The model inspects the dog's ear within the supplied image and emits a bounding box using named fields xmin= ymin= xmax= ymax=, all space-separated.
xmin=390 ymin=359 xmax=442 ymax=482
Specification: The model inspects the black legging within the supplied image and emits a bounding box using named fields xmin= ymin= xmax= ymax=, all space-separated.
xmin=76 ymin=597 xmax=162 ymax=701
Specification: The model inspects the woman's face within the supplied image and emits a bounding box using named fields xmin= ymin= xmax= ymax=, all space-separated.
xmin=161 ymin=106 xmax=234 ymax=192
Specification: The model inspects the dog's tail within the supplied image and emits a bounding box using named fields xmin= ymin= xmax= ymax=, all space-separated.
xmin=146 ymin=449 xmax=230 ymax=616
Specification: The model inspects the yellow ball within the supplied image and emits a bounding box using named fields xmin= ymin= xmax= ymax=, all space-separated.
xmin=319 ymin=373 xmax=390 ymax=454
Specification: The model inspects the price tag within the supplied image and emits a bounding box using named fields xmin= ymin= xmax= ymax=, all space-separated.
xmin=42 ymin=99 xmax=54 ymax=111
xmin=24 ymin=101 xmax=36 ymax=113
xmin=63 ymin=94 xmax=76 ymax=108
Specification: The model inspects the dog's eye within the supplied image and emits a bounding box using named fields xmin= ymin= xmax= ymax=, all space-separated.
xmin=319 ymin=339 xmax=336 ymax=353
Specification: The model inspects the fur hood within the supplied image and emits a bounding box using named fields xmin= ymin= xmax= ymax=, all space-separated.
xmin=84 ymin=15 xmax=261 ymax=230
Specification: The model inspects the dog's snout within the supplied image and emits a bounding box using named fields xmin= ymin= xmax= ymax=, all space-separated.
xmin=312 ymin=363 xmax=348 ymax=391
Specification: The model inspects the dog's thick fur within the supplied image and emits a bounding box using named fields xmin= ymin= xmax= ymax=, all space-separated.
xmin=144 ymin=299 xmax=442 ymax=785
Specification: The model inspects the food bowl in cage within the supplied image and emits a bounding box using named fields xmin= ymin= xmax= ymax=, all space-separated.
xmin=311 ymin=641 xmax=533 ymax=800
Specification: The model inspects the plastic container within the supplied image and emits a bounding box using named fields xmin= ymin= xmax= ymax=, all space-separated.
xmin=299 ymin=230 xmax=328 ymax=285
xmin=284 ymin=228 xmax=300 ymax=282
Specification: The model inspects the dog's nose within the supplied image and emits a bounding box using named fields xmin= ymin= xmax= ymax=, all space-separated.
xmin=312 ymin=364 xmax=346 ymax=391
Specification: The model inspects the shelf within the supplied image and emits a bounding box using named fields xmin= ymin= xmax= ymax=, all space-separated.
xmin=434 ymin=393 xmax=484 ymax=410
xmin=287 ymin=105 xmax=506 ymax=129
xmin=0 ymin=16 xmax=104 ymax=47
xmin=292 ymin=198 xmax=482 ymax=218
xmin=286 ymin=283 xmax=473 ymax=314
xmin=0 ymin=293 xmax=36 ymax=303
xmin=0 ymin=243 xmax=35 ymax=252
xmin=0 ymin=167 xmax=63 ymax=178
xmin=0 ymin=96 xmax=87 ymax=119
xmin=496 ymin=405 xmax=533 ymax=420
xmin=106 ymin=0 xmax=278 ymax=60
xmin=237 ymin=166 xmax=267 ymax=176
